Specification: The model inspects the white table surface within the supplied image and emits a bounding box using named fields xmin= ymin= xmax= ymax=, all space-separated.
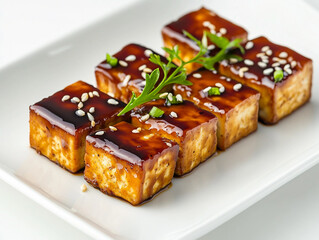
xmin=1 ymin=0 xmax=319 ymax=239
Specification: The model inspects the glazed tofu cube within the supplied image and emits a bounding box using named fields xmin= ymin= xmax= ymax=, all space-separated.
xmin=84 ymin=121 xmax=178 ymax=205
xmin=29 ymin=81 xmax=126 ymax=173
xmin=219 ymin=36 xmax=313 ymax=124
xmin=174 ymin=70 xmax=260 ymax=150
xmin=131 ymin=99 xmax=218 ymax=176
xmin=95 ymin=44 xmax=170 ymax=103
xmin=162 ymin=7 xmax=248 ymax=73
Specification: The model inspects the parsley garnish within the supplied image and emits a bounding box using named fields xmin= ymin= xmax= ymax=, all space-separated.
xmin=117 ymin=31 xmax=244 ymax=116
xmin=274 ymin=69 xmax=284 ymax=83
xmin=208 ymin=87 xmax=221 ymax=96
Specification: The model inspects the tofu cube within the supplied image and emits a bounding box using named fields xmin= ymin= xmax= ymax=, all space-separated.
xmin=219 ymin=36 xmax=313 ymax=124
xmin=95 ymin=44 xmax=170 ymax=103
xmin=84 ymin=121 xmax=178 ymax=205
xmin=162 ymin=7 xmax=248 ymax=73
xmin=29 ymin=81 xmax=126 ymax=173
xmin=131 ymin=99 xmax=218 ymax=176
xmin=174 ymin=70 xmax=260 ymax=150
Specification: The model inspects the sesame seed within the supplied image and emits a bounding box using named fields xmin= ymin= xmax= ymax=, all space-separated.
xmin=140 ymin=114 xmax=150 ymax=122
xmin=119 ymin=60 xmax=128 ymax=67
xmin=159 ymin=92 xmax=168 ymax=98
xmin=290 ymin=61 xmax=297 ymax=68
xmin=141 ymin=72 xmax=147 ymax=79
xmin=71 ymin=97 xmax=80 ymax=103
xmin=138 ymin=64 xmax=147 ymax=71
xmin=275 ymin=67 xmax=282 ymax=71
xmin=284 ymin=64 xmax=291 ymax=70
xmin=233 ymin=83 xmax=242 ymax=91
xmin=229 ymin=58 xmax=238 ymax=64
xmin=279 ymin=52 xmax=288 ymax=58
xmin=215 ymin=83 xmax=223 ymax=88
xmin=89 ymin=107 xmax=95 ymax=113
xmin=107 ymin=99 xmax=119 ymax=105
xmin=212 ymin=70 xmax=217 ymax=74
xmin=257 ymin=52 xmax=266 ymax=57
xmin=176 ymin=94 xmax=183 ymax=102
xmin=238 ymin=67 xmax=249 ymax=78
xmin=219 ymin=28 xmax=227 ymax=35
xmin=89 ymin=92 xmax=93 ymax=98
xmin=143 ymin=68 xmax=152 ymax=73
xmin=77 ymin=102 xmax=83 ymax=109
xmin=272 ymin=62 xmax=281 ymax=67
xmin=109 ymin=126 xmax=117 ymax=132
xmin=261 ymin=46 xmax=270 ymax=52
xmin=245 ymin=41 xmax=254 ymax=50
xmin=201 ymin=34 xmax=208 ymax=48
xmin=168 ymin=93 xmax=173 ymax=102
xmin=166 ymin=142 xmax=172 ymax=147
xmin=285 ymin=68 xmax=292 ymax=74
xmin=210 ymin=29 xmax=216 ymax=34
xmin=203 ymin=21 xmax=211 ymax=27
xmin=91 ymin=121 xmax=95 ymax=127
xmin=203 ymin=86 xmax=212 ymax=93
xmin=75 ymin=109 xmax=85 ymax=117
xmin=226 ymin=78 xmax=231 ymax=82
xmin=95 ymin=131 xmax=104 ymax=135
xmin=207 ymin=44 xmax=215 ymax=50
xmin=81 ymin=184 xmax=87 ymax=192
xmin=125 ymin=55 xmax=136 ymax=61
xmin=87 ymin=112 xmax=94 ymax=122
xmin=266 ymin=49 xmax=273 ymax=56
xmin=258 ymin=62 xmax=267 ymax=68
xmin=220 ymin=76 xmax=226 ymax=79
xmin=244 ymin=59 xmax=254 ymax=66
xmin=193 ymin=73 xmax=202 ymax=78
xmin=144 ymin=49 xmax=153 ymax=57
xmin=81 ymin=93 xmax=89 ymax=102
xmin=132 ymin=128 xmax=141 ymax=134
xmin=122 ymin=75 xmax=131 ymax=87
xmin=279 ymin=59 xmax=287 ymax=65
xmin=61 ymin=95 xmax=70 ymax=102
xmin=263 ymin=68 xmax=273 ymax=75
xmin=262 ymin=58 xmax=269 ymax=63
xmin=273 ymin=57 xmax=280 ymax=62
xmin=219 ymin=86 xmax=225 ymax=93
xmin=170 ymin=111 xmax=178 ymax=118
xmin=216 ymin=32 xmax=222 ymax=37
xmin=108 ymin=92 xmax=115 ymax=98
xmin=93 ymin=91 xmax=99 ymax=97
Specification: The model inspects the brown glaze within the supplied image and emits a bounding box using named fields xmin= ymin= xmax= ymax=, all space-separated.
xmin=219 ymin=36 xmax=312 ymax=90
xmin=131 ymin=99 xmax=217 ymax=140
xmin=86 ymin=121 xmax=177 ymax=166
xmin=30 ymin=81 xmax=126 ymax=135
xmin=162 ymin=7 xmax=248 ymax=54
xmin=174 ymin=69 xmax=259 ymax=115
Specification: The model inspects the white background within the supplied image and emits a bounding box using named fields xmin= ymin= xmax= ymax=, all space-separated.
xmin=1 ymin=0 xmax=319 ymax=239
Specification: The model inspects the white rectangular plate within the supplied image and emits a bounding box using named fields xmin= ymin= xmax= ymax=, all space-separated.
xmin=1 ymin=0 xmax=319 ymax=239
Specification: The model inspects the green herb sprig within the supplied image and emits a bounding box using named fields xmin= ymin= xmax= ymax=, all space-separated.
xmin=274 ymin=69 xmax=284 ymax=83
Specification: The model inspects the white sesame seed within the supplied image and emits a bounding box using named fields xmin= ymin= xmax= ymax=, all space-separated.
xmin=95 ymin=131 xmax=104 ymax=135
xmin=108 ymin=92 xmax=115 ymax=97
xmin=233 ymin=83 xmax=242 ymax=91
xmin=263 ymin=68 xmax=274 ymax=75
xmin=71 ymin=97 xmax=80 ymax=103
xmin=166 ymin=142 xmax=172 ymax=147
xmin=140 ymin=114 xmax=150 ymax=122
xmin=290 ymin=61 xmax=297 ymax=68
xmin=159 ymin=92 xmax=168 ymax=98
xmin=261 ymin=46 xmax=270 ymax=52
xmin=226 ymin=78 xmax=231 ymax=82
xmin=262 ymin=58 xmax=269 ymax=63
xmin=141 ymin=72 xmax=147 ymax=79
xmin=107 ymin=99 xmax=119 ymax=105
xmin=215 ymin=83 xmax=224 ymax=88
xmin=144 ymin=49 xmax=153 ymax=57
xmin=219 ymin=28 xmax=227 ymax=35
xmin=89 ymin=92 xmax=93 ymax=98
xmin=125 ymin=55 xmax=136 ymax=61
xmin=193 ymin=73 xmax=202 ymax=78
xmin=170 ymin=111 xmax=178 ymax=118
xmin=238 ymin=67 xmax=249 ymax=78
xmin=77 ymin=102 xmax=83 ymax=109
xmin=285 ymin=68 xmax=292 ymax=74
xmin=219 ymin=86 xmax=225 ymax=93
xmin=284 ymin=64 xmax=291 ymax=70
xmin=210 ymin=29 xmax=216 ymax=34
xmin=258 ymin=62 xmax=267 ymax=68
xmin=75 ymin=109 xmax=85 ymax=117
xmin=119 ymin=60 xmax=128 ymax=67
xmin=61 ymin=95 xmax=70 ymax=102
xmin=216 ymin=32 xmax=222 ymax=37
xmin=203 ymin=21 xmax=211 ymax=27
xmin=122 ymin=75 xmax=131 ymax=87
xmin=278 ymin=59 xmax=286 ymax=65
xmin=81 ymin=184 xmax=87 ymax=192
xmin=207 ymin=44 xmax=215 ymax=50
xmin=201 ymin=34 xmax=208 ymax=48
xmin=143 ymin=68 xmax=152 ymax=73
xmin=87 ymin=112 xmax=94 ymax=122
xmin=257 ymin=52 xmax=266 ymax=57
xmin=109 ymin=126 xmax=117 ymax=132
xmin=203 ymin=86 xmax=212 ymax=93
xmin=176 ymin=94 xmax=183 ymax=102
xmin=81 ymin=93 xmax=89 ymax=102
xmin=275 ymin=67 xmax=282 ymax=71
xmin=138 ymin=64 xmax=147 ymax=71
xmin=220 ymin=76 xmax=226 ymax=79
xmin=212 ymin=70 xmax=217 ymax=74
xmin=244 ymin=59 xmax=254 ymax=66
xmin=168 ymin=93 xmax=173 ymax=102
xmin=266 ymin=49 xmax=273 ymax=56
xmin=93 ymin=91 xmax=99 ymax=97
xmin=89 ymin=107 xmax=95 ymax=113
xmin=279 ymin=52 xmax=288 ymax=58
xmin=91 ymin=121 xmax=95 ymax=127
xmin=132 ymin=128 xmax=140 ymax=134
xmin=272 ymin=57 xmax=280 ymax=62
xmin=245 ymin=41 xmax=254 ymax=50
xmin=229 ymin=58 xmax=238 ymax=64
xmin=272 ymin=62 xmax=281 ymax=67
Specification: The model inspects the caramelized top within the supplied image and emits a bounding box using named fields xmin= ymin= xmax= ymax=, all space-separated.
xmin=96 ymin=44 xmax=169 ymax=93
xmin=131 ymin=99 xmax=216 ymax=139
xmin=220 ymin=36 xmax=312 ymax=89
xmin=174 ymin=69 xmax=259 ymax=115
xmin=30 ymin=81 xmax=125 ymax=135
xmin=87 ymin=121 xmax=178 ymax=166
xmin=162 ymin=7 xmax=248 ymax=52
